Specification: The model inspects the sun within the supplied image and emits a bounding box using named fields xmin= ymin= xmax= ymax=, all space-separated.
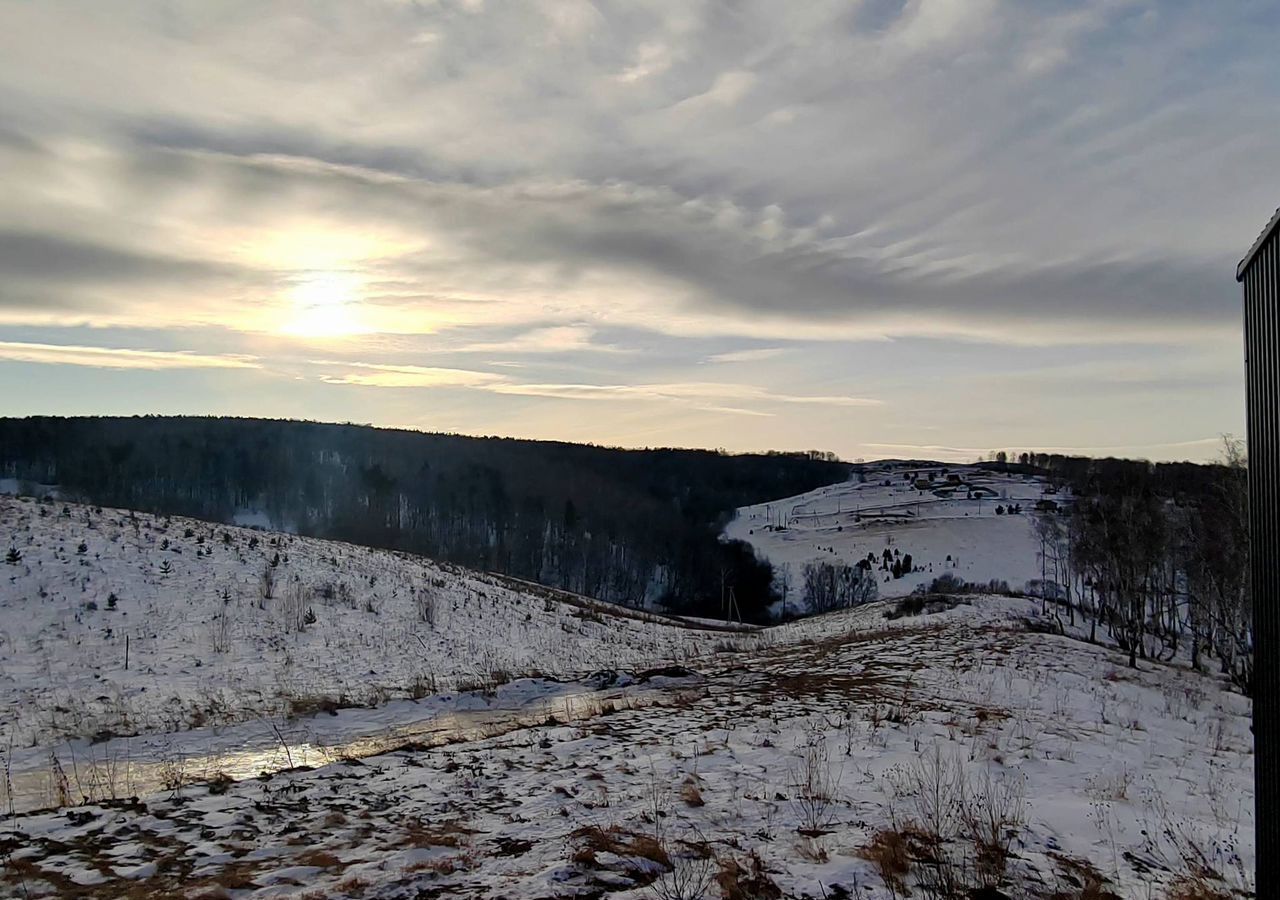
xmin=280 ymin=272 xmax=369 ymax=339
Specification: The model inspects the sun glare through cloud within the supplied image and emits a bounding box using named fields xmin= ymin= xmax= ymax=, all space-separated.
xmin=280 ymin=271 xmax=370 ymax=340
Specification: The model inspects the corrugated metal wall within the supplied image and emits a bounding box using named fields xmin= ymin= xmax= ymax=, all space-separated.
xmin=1241 ymin=213 xmax=1279 ymax=889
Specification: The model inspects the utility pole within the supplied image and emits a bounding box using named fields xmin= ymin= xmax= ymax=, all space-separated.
xmin=719 ymin=567 xmax=728 ymax=618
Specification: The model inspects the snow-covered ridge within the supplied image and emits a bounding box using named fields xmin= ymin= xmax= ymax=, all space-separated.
xmin=0 ymin=496 xmax=760 ymax=749
xmin=727 ymin=462 xmax=1064 ymax=611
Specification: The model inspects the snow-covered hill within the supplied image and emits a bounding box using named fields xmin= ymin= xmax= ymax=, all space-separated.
xmin=1 ymin=594 xmax=1253 ymax=899
xmin=726 ymin=462 xmax=1062 ymax=610
xmin=0 ymin=487 xmax=1256 ymax=899
xmin=0 ymin=496 xmax=756 ymax=749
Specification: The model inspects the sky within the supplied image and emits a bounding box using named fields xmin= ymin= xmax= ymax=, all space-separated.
xmin=1 ymin=1 xmax=1277 ymax=463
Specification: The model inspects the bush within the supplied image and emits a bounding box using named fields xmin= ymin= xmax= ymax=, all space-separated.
xmin=802 ymin=560 xmax=877 ymax=613
xmin=928 ymin=573 xmax=965 ymax=594
xmin=923 ymin=574 xmax=1014 ymax=596
xmin=880 ymin=747 xmax=1027 ymax=897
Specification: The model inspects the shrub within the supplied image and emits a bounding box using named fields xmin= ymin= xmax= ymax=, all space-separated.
xmin=928 ymin=573 xmax=965 ymax=594
xmin=859 ymin=829 xmax=912 ymax=898
xmin=791 ymin=731 xmax=839 ymax=834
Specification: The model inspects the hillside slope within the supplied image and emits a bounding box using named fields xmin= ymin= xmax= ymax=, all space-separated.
xmin=726 ymin=462 xmax=1058 ymax=609
xmin=1 ymin=595 xmax=1254 ymax=899
xmin=0 ymin=496 xmax=757 ymax=749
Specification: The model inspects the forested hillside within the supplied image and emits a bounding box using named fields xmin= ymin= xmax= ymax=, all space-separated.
xmin=985 ymin=445 xmax=1252 ymax=692
xmin=0 ymin=416 xmax=850 ymax=619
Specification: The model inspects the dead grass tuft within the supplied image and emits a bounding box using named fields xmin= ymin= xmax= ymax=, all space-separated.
xmin=398 ymin=817 xmax=476 ymax=850
xmin=1045 ymin=852 xmax=1121 ymax=900
xmin=295 ymin=849 xmax=342 ymax=869
xmin=1162 ymin=876 xmax=1236 ymax=900
xmin=570 ymin=824 xmax=672 ymax=875
xmin=716 ymin=851 xmax=782 ymax=900
xmin=859 ymin=828 xmax=913 ymax=896
xmin=336 ymin=875 xmax=369 ymax=896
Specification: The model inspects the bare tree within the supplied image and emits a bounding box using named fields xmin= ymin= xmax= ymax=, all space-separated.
xmin=803 ymin=560 xmax=877 ymax=614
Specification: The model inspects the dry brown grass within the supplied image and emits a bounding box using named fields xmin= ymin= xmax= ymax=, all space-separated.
xmin=570 ymin=824 xmax=672 ymax=874
xmin=339 ymin=875 xmax=369 ymax=891
xmin=404 ymin=854 xmax=473 ymax=877
xmin=793 ymin=836 xmax=829 ymax=864
xmin=1162 ymin=876 xmax=1236 ymax=900
xmin=1045 ymin=853 xmax=1122 ymax=900
xmin=716 ymin=851 xmax=782 ymax=900
xmin=397 ymin=817 xmax=476 ymax=850
xmin=295 ymin=848 xmax=342 ymax=869
xmin=680 ymin=777 xmax=705 ymax=807
xmin=286 ymin=694 xmax=348 ymax=718
xmin=858 ymin=828 xmax=912 ymax=897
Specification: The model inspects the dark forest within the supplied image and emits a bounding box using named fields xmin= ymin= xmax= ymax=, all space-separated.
xmin=0 ymin=416 xmax=851 ymax=621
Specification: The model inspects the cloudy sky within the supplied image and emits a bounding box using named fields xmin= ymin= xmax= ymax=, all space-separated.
xmin=2 ymin=1 xmax=1277 ymax=461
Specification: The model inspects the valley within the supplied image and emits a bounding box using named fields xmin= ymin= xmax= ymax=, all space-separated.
xmin=0 ymin=488 xmax=1254 ymax=899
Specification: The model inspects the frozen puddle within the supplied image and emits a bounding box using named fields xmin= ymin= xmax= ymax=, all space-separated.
xmin=2 ymin=671 xmax=702 ymax=814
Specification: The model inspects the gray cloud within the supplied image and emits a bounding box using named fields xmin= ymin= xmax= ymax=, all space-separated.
xmin=1 ymin=1 xmax=1272 ymax=341
xmin=0 ymin=0 xmax=1272 ymax=458
xmin=0 ymin=229 xmax=243 ymax=288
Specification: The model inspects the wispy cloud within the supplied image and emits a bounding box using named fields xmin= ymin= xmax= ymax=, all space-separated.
xmin=707 ymin=348 xmax=785 ymax=364
xmin=0 ymin=1 xmax=1270 ymax=459
xmin=0 ymin=341 xmax=258 ymax=371
xmin=489 ymin=380 xmax=881 ymax=411
xmin=314 ymin=358 xmax=881 ymax=416
xmin=457 ymin=325 xmax=626 ymax=355
xmin=318 ymin=362 xmax=506 ymax=389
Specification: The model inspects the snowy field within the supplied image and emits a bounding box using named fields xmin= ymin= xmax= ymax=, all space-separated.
xmin=0 ymin=495 xmax=759 ymax=751
xmin=0 ymin=596 xmax=1252 ymax=898
xmin=0 ymin=489 xmax=1255 ymax=898
xmin=725 ymin=463 xmax=1063 ymax=608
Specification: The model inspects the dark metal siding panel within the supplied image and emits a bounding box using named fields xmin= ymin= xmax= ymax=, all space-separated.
xmin=1246 ymin=223 xmax=1280 ymax=889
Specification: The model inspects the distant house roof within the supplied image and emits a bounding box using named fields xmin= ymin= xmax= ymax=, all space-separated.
xmin=1238 ymin=207 xmax=1280 ymax=281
